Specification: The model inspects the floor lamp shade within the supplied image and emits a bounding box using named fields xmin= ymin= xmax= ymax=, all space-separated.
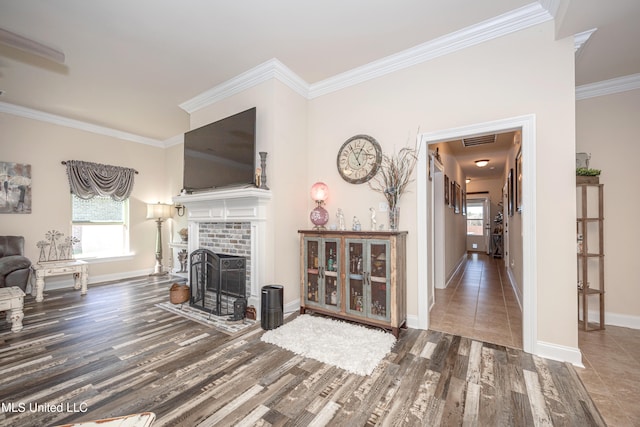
xmin=147 ymin=203 xmax=172 ymax=220
xmin=147 ymin=202 xmax=172 ymax=276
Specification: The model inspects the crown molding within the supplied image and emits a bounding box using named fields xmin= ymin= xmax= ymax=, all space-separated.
xmin=576 ymin=73 xmax=640 ymax=100
xmin=0 ymin=101 xmax=164 ymax=147
xmin=162 ymin=133 xmax=184 ymax=148
xmin=178 ymin=58 xmax=309 ymax=114
xmin=574 ymin=28 xmax=597 ymax=53
xmin=308 ymin=3 xmax=553 ymax=98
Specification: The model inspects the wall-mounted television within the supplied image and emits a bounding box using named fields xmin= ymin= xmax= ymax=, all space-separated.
xmin=183 ymin=107 xmax=256 ymax=191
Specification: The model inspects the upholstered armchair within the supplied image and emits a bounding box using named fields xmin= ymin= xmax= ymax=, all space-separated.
xmin=0 ymin=236 xmax=31 ymax=291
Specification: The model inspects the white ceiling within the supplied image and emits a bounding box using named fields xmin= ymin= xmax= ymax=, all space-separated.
xmin=1 ymin=0 xmax=639 ymax=148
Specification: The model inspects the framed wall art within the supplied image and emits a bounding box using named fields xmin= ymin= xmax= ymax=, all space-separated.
xmin=508 ymin=167 xmax=514 ymax=217
xmin=444 ymin=174 xmax=450 ymax=206
xmin=0 ymin=162 xmax=32 ymax=214
xmin=516 ymin=148 xmax=523 ymax=213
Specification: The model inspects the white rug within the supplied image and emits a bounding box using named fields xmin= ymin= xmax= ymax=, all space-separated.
xmin=155 ymin=302 xmax=256 ymax=335
xmin=261 ymin=314 xmax=396 ymax=376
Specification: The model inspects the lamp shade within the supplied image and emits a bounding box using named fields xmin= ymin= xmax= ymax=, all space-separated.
xmin=310 ymin=182 xmax=329 ymax=202
xmin=146 ymin=202 xmax=172 ymax=220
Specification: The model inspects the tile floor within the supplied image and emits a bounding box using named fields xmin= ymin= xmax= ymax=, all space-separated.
xmin=429 ymin=252 xmax=640 ymax=426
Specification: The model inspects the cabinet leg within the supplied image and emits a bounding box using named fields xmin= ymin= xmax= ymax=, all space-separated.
xmin=300 ymin=307 xmax=306 ymax=315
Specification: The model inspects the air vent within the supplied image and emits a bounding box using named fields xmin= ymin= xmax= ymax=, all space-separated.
xmin=462 ymin=134 xmax=496 ymax=147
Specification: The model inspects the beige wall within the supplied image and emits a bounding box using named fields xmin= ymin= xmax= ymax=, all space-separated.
xmin=0 ymin=113 xmax=170 ymax=283
xmin=173 ymin=80 xmax=309 ymax=306
xmin=1 ymin=19 xmax=589 ymax=355
xmin=576 ymin=89 xmax=640 ymax=327
xmin=306 ymin=21 xmax=578 ymax=350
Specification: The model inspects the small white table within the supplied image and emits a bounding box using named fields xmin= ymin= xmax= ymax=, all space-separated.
xmin=31 ymin=260 xmax=88 ymax=302
xmin=0 ymin=286 xmax=25 ymax=332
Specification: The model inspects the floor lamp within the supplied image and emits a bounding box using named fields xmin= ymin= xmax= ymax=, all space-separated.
xmin=147 ymin=202 xmax=172 ymax=276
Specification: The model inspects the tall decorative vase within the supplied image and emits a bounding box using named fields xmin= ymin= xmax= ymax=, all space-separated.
xmin=389 ymin=205 xmax=400 ymax=231
xmin=259 ymin=152 xmax=269 ymax=190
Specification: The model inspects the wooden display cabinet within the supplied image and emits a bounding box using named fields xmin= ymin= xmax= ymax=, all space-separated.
xmin=299 ymin=230 xmax=407 ymax=337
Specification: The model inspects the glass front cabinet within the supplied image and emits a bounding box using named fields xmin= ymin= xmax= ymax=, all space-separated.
xmin=299 ymin=230 xmax=407 ymax=337
xmin=302 ymin=236 xmax=341 ymax=312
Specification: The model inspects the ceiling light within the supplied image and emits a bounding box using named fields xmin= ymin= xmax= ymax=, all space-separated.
xmin=475 ymin=160 xmax=489 ymax=168
xmin=466 ymin=178 xmax=471 ymax=184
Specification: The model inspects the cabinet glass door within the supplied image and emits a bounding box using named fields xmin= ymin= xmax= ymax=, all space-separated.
xmin=323 ymin=239 xmax=340 ymax=308
xmin=305 ymin=238 xmax=320 ymax=304
xmin=369 ymin=241 xmax=390 ymax=320
xmin=346 ymin=240 xmax=365 ymax=314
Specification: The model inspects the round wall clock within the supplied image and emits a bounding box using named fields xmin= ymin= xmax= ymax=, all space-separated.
xmin=336 ymin=134 xmax=382 ymax=184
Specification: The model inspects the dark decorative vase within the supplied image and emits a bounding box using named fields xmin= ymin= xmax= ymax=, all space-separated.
xmin=259 ymin=152 xmax=269 ymax=190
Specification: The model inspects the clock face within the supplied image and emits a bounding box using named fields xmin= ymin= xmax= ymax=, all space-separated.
xmin=337 ymin=134 xmax=382 ymax=184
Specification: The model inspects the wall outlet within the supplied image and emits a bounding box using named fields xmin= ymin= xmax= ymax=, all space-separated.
xmin=379 ymin=202 xmax=388 ymax=212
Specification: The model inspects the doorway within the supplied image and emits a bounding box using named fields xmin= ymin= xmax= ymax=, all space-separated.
xmin=416 ymin=114 xmax=536 ymax=354
xmin=466 ymin=197 xmax=491 ymax=254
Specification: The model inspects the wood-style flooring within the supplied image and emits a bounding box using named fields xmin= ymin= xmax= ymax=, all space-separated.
xmin=0 ymin=276 xmax=605 ymax=426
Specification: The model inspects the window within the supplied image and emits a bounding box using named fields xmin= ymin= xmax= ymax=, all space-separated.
xmin=466 ymin=200 xmax=484 ymax=236
xmin=71 ymin=195 xmax=129 ymax=258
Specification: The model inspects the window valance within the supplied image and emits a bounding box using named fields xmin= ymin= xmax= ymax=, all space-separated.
xmin=64 ymin=160 xmax=137 ymax=201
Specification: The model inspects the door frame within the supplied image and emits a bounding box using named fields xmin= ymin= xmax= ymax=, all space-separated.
xmin=416 ymin=114 xmax=537 ymax=355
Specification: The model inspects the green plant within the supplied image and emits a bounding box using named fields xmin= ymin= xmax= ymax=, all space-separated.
xmin=576 ymin=167 xmax=601 ymax=176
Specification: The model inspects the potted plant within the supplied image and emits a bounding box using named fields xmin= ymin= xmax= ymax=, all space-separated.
xmin=576 ymin=167 xmax=601 ymax=184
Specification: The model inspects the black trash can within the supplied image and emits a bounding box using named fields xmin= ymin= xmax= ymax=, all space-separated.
xmin=261 ymin=285 xmax=283 ymax=330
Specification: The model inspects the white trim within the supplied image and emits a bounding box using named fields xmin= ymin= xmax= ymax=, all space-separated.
xmin=589 ymin=310 xmax=640 ymax=330
xmin=445 ymin=254 xmax=467 ymax=289
xmin=418 ymin=114 xmax=538 ymax=357
xmin=178 ymin=4 xmax=552 ymax=110
xmin=576 ymin=73 xmax=640 ymax=100
xmin=178 ymin=58 xmax=309 ymax=113
xmin=506 ymin=265 xmax=523 ymax=312
xmin=308 ymin=3 xmax=552 ymax=98
xmin=162 ymin=133 xmax=184 ymax=148
xmin=574 ymin=28 xmax=597 ymax=53
xmin=0 ymin=101 xmax=164 ymax=147
xmin=536 ymin=341 xmax=584 ymax=367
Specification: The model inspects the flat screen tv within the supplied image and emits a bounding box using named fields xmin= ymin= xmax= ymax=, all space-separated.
xmin=183 ymin=107 xmax=256 ymax=191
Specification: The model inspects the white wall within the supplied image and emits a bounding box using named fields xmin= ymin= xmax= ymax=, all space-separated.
xmin=576 ymin=89 xmax=640 ymax=328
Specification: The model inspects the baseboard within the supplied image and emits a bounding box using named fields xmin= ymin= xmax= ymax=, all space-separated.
xmin=536 ymin=340 xmax=584 ymax=368
xmin=26 ymin=268 xmax=155 ymax=294
xmin=582 ymin=309 xmax=640 ymax=330
xmin=284 ymin=298 xmax=301 ymax=316
xmin=506 ymin=266 xmax=523 ymax=311
xmin=443 ymin=254 xmax=468 ymax=289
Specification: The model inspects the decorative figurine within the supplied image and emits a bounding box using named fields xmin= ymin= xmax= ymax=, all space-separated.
xmin=369 ymin=207 xmax=377 ymax=231
xmin=178 ymin=249 xmax=188 ymax=273
xmin=337 ymin=208 xmax=346 ymax=231
xmin=255 ymin=167 xmax=261 ymax=188
xmin=352 ymin=216 xmax=361 ymax=231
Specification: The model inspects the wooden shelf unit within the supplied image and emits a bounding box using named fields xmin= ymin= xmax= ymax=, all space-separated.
xmin=298 ymin=230 xmax=407 ymax=337
xmin=576 ymin=182 xmax=604 ymax=331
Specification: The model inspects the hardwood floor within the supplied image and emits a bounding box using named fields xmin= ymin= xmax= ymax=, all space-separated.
xmin=1 ymin=275 xmax=604 ymax=426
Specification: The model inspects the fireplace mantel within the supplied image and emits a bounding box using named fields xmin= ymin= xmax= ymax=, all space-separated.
xmin=173 ymin=187 xmax=272 ymax=222
xmin=172 ymin=187 xmax=272 ymax=315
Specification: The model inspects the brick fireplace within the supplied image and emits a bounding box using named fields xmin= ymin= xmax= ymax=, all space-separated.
xmin=172 ymin=187 xmax=271 ymax=312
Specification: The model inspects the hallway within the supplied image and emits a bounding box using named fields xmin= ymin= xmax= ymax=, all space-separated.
xmin=429 ymin=252 xmax=523 ymax=349
xmin=428 ymin=252 xmax=640 ymax=425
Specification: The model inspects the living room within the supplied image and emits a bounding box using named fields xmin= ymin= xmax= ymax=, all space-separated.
xmin=1 ymin=1 xmax=639 ymax=425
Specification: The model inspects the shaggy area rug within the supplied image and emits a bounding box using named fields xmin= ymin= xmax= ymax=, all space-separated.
xmin=261 ymin=314 xmax=396 ymax=376
xmin=155 ymin=302 xmax=256 ymax=335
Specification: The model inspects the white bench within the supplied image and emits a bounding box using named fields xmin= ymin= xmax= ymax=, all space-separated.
xmin=0 ymin=286 xmax=25 ymax=332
